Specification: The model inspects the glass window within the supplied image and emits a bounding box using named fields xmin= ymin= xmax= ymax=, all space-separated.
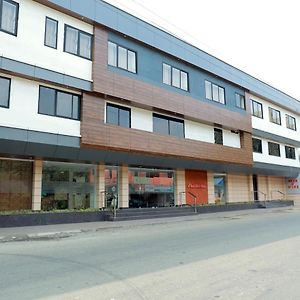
xmin=235 ymin=93 xmax=246 ymax=109
xmin=45 ymin=17 xmax=58 ymax=49
xmin=38 ymin=86 xmax=80 ymax=120
xmin=163 ymin=63 xmax=171 ymax=85
xmin=268 ymin=142 xmax=280 ymax=157
xmin=285 ymin=146 xmax=296 ymax=160
xmin=42 ymin=162 xmax=96 ymax=211
xmin=205 ymin=80 xmax=212 ymax=100
xmin=0 ymin=76 xmax=11 ymax=108
xmin=218 ymin=87 xmax=225 ymax=104
xmin=252 ymin=138 xmax=262 ymax=153
xmin=205 ymin=80 xmax=225 ymax=104
xmin=153 ymin=114 xmax=169 ymax=136
xmin=106 ymin=103 xmax=131 ymax=128
xmin=38 ymin=86 xmax=56 ymax=116
xmin=162 ymin=63 xmax=189 ymax=91
xmin=108 ymin=41 xmax=117 ymax=67
xmin=79 ymin=32 xmax=92 ymax=59
xmin=286 ymin=114 xmax=296 ymax=131
xmin=180 ymin=71 xmax=188 ymax=91
xmin=172 ymin=67 xmax=180 ymax=88
xmin=269 ymin=107 xmax=281 ymax=125
xmin=64 ymin=25 xmax=92 ymax=59
xmin=56 ymin=92 xmax=73 ymax=119
xmin=118 ymin=46 xmax=128 ymax=70
xmin=153 ymin=113 xmax=184 ymax=138
xmin=214 ymin=128 xmax=223 ymax=145
xmin=251 ymin=100 xmax=263 ymax=118
xmin=0 ymin=0 xmax=19 ymax=35
xmin=169 ymin=119 xmax=184 ymax=138
xmin=128 ymin=50 xmax=136 ymax=73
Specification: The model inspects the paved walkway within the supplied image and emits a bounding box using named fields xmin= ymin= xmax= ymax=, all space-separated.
xmin=0 ymin=207 xmax=294 ymax=243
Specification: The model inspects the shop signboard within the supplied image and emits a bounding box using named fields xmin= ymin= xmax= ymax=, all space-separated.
xmin=286 ymin=174 xmax=300 ymax=195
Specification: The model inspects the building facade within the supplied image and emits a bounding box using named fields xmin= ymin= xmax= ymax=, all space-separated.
xmin=0 ymin=0 xmax=299 ymax=213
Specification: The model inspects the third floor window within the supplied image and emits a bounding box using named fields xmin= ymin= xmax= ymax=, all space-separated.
xmin=163 ymin=63 xmax=188 ymax=91
xmin=108 ymin=41 xmax=137 ymax=73
xmin=0 ymin=0 xmax=19 ymax=36
xmin=235 ymin=93 xmax=246 ymax=110
xmin=0 ymin=76 xmax=11 ymax=108
xmin=205 ymin=80 xmax=225 ymax=104
xmin=286 ymin=114 xmax=296 ymax=131
xmin=64 ymin=25 xmax=92 ymax=60
xmin=269 ymin=107 xmax=281 ymax=125
xmin=251 ymin=100 xmax=263 ymax=118
xmin=44 ymin=17 xmax=58 ymax=49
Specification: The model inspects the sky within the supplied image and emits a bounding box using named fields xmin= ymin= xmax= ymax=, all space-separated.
xmin=104 ymin=0 xmax=300 ymax=101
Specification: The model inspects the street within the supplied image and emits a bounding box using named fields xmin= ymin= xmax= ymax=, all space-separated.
xmin=1 ymin=208 xmax=300 ymax=299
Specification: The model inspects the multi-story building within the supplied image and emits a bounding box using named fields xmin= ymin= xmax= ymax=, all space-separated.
xmin=0 ymin=0 xmax=299 ymax=214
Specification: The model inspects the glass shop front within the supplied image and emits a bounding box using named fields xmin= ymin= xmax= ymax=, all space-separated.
xmin=41 ymin=162 xmax=96 ymax=210
xmin=129 ymin=168 xmax=175 ymax=208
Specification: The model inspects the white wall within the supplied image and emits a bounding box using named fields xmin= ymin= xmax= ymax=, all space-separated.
xmin=0 ymin=73 xmax=80 ymax=137
xmin=0 ymin=0 xmax=93 ymax=81
xmin=250 ymin=94 xmax=300 ymax=143
xmin=253 ymin=136 xmax=300 ymax=168
xmin=105 ymin=101 xmax=241 ymax=148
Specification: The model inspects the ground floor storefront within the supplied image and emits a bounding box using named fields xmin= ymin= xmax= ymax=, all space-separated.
xmin=0 ymin=157 xmax=295 ymax=212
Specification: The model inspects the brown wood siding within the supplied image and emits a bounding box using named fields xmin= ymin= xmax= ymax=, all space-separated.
xmin=92 ymin=26 xmax=252 ymax=133
xmin=81 ymin=94 xmax=253 ymax=166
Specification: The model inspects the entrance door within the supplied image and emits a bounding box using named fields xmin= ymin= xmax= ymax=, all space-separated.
xmin=214 ymin=175 xmax=226 ymax=204
xmin=253 ymin=174 xmax=258 ymax=201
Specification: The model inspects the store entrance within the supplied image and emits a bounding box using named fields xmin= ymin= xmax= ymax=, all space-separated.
xmin=129 ymin=168 xmax=175 ymax=208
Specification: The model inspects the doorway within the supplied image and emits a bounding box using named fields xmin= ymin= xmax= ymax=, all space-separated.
xmin=253 ymin=174 xmax=258 ymax=201
xmin=214 ymin=175 xmax=226 ymax=204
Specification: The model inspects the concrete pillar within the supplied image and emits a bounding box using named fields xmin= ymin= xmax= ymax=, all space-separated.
xmin=248 ymin=174 xmax=254 ymax=202
xmin=32 ymin=159 xmax=43 ymax=211
xmin=96 ymin=163 xmax=105 ymax=208
xmin=176 ymin=169 xmax=186 ymax=205
xmin=119 ymin=165 xmax=129 ymax=208
xmin=207 ymin=172 xmax=215 ymax=204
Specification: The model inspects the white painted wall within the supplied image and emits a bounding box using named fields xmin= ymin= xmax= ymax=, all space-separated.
xmin=253 ymin=136 xmax=300 ymax=168
xmin=0 ymin=0 xmax=93 ymax=81
xmin=185 ymin=120 xmax=214 ymax=143
xmin=223 ymin=130 xmax=241 ymax=148
xmin=250 ymin=94 xmax=300 ymax=142
xmin=131 ymin=107 xmax=153 ymax=132
xmin=0 ymin=73 xmax=80 ymax=137
xmin=106 ymin=101 xmax=241 ymax=148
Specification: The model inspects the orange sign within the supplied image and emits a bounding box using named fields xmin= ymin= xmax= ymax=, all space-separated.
xmin=185 ymin=170 xmax=208 ymax=205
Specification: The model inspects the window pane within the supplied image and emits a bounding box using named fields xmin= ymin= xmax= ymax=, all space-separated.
xmin=79 ymin=32 xmax=92 ymax=59
xmin=45 ymin=18 xmax=58 ymax=48
xmin=163 ymin=63 xmax=171 ymax=85
xmin=268 ymin=142 xmax=280 ymax=156
xmin=1 ymin=1 xmax=18 ymax=34
xmin=127 ymin=50 xmax=136 ymax=73
xmin=169 ymin=120 xmax=184 ymax=138
xmin=56 ymin=92 xmax=73 ymax=118
xmin=119 ymin=109 xmax=130 ymax=128
xmin=72 ymin=96 xmax=80 ymax=120
xmin=153 ymin=115 xmax=169 ymax=135
xmin=39 ymin=87 xmax=56 ymax=116
xmin=214 ymin=128 xmax=223 ymax=145
xmin=0 ymin=77 xmax=10 ymax=108
xmin=180 ymin=72 xmax=188 ymax=91
xmin=106 ymin=105 xmax=119 ymax=125
xmin=252 ymin=138 xmax=262 ymax=153
xmin=172 ymin=68 xmax=180 ymax=88
xmin=65 ymin=26 xmax=78 ymax=54
xmin=118 ymin=46 xmax=127 ymax=69
xmin=108 ymin=42 xmax=117 ymax=66
xmin=219 ymin=87 xmax=225 ymax=104
xmin=205 ymin=81 xmax=212 ymax=100
xmin=285 ymin=146 xmax=296 ymax=159
xmin=212 ymin=84 xmax=219 ymax=102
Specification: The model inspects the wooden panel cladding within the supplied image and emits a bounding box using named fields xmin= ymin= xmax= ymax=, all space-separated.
xmin=81 ymin=94 xmax=253 ymax=166
xmin=92 ymin=26 xmax=252 ymax=133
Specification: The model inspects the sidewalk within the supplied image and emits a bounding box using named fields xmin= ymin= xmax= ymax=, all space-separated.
xmin=0 ymin=206 xmax=294 ymax=243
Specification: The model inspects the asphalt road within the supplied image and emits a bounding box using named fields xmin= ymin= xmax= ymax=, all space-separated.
xmin=1 ymin=208 xmax=300 ymax=300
